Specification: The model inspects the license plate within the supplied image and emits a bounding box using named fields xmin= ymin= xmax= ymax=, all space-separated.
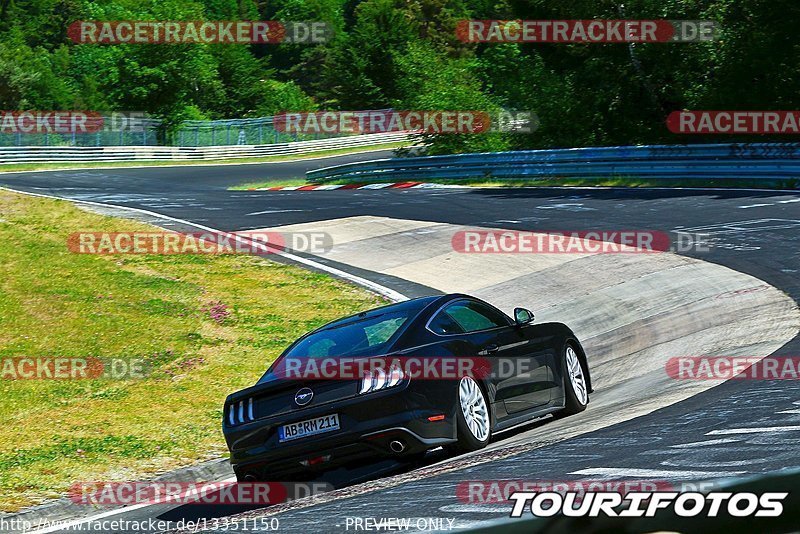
xmin=279 ymin=414 xmax=340 ymax=442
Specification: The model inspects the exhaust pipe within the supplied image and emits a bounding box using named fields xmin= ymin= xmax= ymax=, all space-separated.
xmin=389 ymin=440 xmax=406 ymax=453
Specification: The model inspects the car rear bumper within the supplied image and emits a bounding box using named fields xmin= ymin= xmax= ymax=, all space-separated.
xmin=224 ymin=384 xmax=457 ymax=480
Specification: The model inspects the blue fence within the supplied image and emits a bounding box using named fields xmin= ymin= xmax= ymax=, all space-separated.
xmin=0 ymin=115 xmax=341 ymax=147
xmin=307 ymin=143 xmax=800 ymax=183
xmin=163 ymin=109 xmax=398 ymax=146
xmin=172 ymin=117 xmax=357 ymax=147
xmin=0 ymin=109 xmax=399 ymax=147
xmin=0 ymin=118 xmax=162 ymax=147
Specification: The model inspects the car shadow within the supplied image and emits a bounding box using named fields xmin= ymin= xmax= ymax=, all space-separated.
xmin=155 ymin=458 xmax=417 ymax=523
xmin=157 ymin=414 xmax=559 ymax=524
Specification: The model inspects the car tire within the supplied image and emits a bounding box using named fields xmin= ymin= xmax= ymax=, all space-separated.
xmin=449 ymin=376 xmax=491 ymax=453
xmin=560 ymin=342 xmax=589 ymax=416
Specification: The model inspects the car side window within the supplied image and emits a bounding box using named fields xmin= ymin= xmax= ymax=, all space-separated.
xmin=430 ymin=301 xmax=509 ymax=334
xmin=428 ymin=311 xmax=466 ymax=335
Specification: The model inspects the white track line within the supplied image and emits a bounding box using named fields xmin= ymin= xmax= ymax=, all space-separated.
xmin=244 ymin=209 xmax=303 ymax=216
xmin=357 ymin=183 xmax=393 ymax=189
xmin=438 ymin=504 xmax=508 ymax=513
xmin=312 ymin=185 xmax=346 ymax=190
xmin=0 ymin=186 xmax=408 ymax=304
xmin=669 ymin=438 xmax=741 ymax=448
xmin=706 ymin=426 xmax=800 ymax=435
xmin=569 ymin=467 xmax=747 ymax=479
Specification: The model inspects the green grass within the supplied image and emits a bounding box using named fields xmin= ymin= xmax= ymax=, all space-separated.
xmin=0 ymin=142 xmax=408 ymax=174
xmin=231 ymin=178 xmax=309 ymax=190
xmin=231 ymin=175 xmax=800 ymax=191
xmin=0 ymin=190 xmax=385 ymax=512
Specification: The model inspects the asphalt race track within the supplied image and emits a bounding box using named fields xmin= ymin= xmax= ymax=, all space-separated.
xmin=2 ymin=152 xmax=800 ymax=533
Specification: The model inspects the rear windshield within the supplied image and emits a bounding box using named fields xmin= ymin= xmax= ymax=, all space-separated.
xmin=278 ymin=306 xmax=425 ymax=363
xmin=286 ymin=312 xmax=409 ymax=359
xmin=259 ymin=300 xmax=433 ymax=382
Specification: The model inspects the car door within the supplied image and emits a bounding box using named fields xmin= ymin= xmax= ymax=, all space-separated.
xmin=428 ymin=299 xmax=552 ymax=419
xmin=489 ymin=322 xmax=553 ymax=415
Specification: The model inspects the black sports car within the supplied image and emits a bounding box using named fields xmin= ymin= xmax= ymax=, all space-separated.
xmin=223 ymin=293 xmax=592 ymax=481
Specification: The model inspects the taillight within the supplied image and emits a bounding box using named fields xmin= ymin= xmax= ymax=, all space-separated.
xmin=359 ymin=363 xmax=405 ymax=394
xmin=227 ymin=398 xmax=254 ymax=426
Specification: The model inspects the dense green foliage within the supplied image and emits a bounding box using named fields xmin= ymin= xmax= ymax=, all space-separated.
xmin=0 ymin=0 xmax=798 ymax=152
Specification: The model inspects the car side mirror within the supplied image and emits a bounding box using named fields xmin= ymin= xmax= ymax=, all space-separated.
xmin=514 ymin=307 xmax=534 ymax=325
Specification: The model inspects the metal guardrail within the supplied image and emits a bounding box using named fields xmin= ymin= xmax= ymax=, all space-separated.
xmin=307 ymin=143 xmax=800 ymax=183
xmin=0 ymin=132 xmax=411 ymax=165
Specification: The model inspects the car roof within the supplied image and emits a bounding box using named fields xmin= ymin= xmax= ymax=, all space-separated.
xmin=317 ymin=294 xmax=445 ymax=332
xmin=280 ymin=293 xmax=489 ymax=359
xmin=313 ymin=293 xmax=484 ymax=332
